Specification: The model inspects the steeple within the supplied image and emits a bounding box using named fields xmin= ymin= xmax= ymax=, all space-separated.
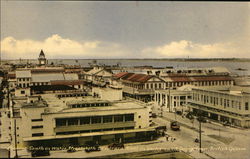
xmin=39 ymin=49 xmax=45 ymax=57
xmin=38 ymin=49 xmax=47 ymax=65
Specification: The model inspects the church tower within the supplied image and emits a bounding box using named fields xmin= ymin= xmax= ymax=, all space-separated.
xmin=38 ymin=49 xmax=47 ymax=65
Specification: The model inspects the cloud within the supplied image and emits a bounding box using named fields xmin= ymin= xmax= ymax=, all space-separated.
xmin=142 ymin=40 xmax=250 ymax=58
xmin=1 ymin=34 xmax=249 ymax=59
xmin=1 ymin=34 xmax=130 ymax=59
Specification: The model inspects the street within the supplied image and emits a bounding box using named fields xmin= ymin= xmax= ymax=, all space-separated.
xmin=152 ymin=109 xmax=250 ymax=159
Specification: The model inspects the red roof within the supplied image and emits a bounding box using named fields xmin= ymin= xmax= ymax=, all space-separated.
xmin=113 ymin=72 xmax=130 ymax=79
xmin=7 ymin=73 xmax=16 ymax=79
xmin=51 ymin=80 xmax=84 ymax=85
xmin=114 ymin=72 xmax=156 ymax=83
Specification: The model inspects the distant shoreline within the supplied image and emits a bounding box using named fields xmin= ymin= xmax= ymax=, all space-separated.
xmin=2 ymin=58 xmax=250 ymax=62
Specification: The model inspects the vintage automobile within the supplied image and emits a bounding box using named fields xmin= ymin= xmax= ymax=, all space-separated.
xmin=31 ymin=150 xmax=50 ymax=157
xmin=84 ymin=145 xmax=101 ymax=153
xmin=108 ymin=142 xmax=125 ymax=150
xmin=170 ymin=121 xmax=180 ymax=131
xmin=67 ymin=147 xmax=76 ymax=153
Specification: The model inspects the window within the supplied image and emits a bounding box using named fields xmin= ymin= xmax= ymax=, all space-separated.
xmin=32 ymin=126 xmax=43 ymax=129
xmin=21 ymin=91 xmax=25 ymax=94
xmin=180 ymin=96 xmax=186 ymax=100
xmin=68 ymin=118 xmax=79 ymax=126
xmin=103 ymin=128 xmax=113 ymax=131
xmin=245 ymin=102 xmax=249 ymax=110
xmin=31 ymin=119 xmax=43 ymax=122
xmin=91 ymin=116 xmax=101 ymax=124
xmin=114 ymin=115 xmax=123 ymax=122
xmin=103 ymin=115 xmax=113 ymax=123
xmin=56 ymin=119 xmax=67 ymax=126
xmin=92 ymin=129 xmax=102 ymax=132
xmin=125 ymin=114 xmax=134 ymax=121
xmin=80 ymin=117 xmax=90 ymax=125
xmin=124 ymin=127 xmax=134 ymax=130
xmin=32 ymin=133 xmax=44 ymax=137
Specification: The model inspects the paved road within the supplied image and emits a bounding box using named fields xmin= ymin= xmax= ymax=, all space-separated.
xmin=153 ymin=109 xmax=250 ymax=159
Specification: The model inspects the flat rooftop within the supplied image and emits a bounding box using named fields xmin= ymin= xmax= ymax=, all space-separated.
xmin=38 ymin=93 xmax=147 ymax=114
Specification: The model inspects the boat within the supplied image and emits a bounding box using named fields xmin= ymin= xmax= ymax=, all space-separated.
xmin=235 ymin=68 xmax=248 ymax=71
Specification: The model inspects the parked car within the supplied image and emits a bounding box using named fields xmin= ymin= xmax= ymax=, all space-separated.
xmin=223 ymin=121 xmax=231 ymax=126
xmin=85 ymin=145 xmax=101 ymax=153
xmin=108 ymin=143 xmax=125 ymax=150
xmin=176 ymin=111 xmax=182 ymax=115
xmin=151 ymin=113 xmax=157 ymax=118
xmin=67 ymin=147 xmax=76 ymax=153
xmin=186 ymin=112 xmax=194 ymax=120
xmin=170 ymin=121 xmax=180 ymax=131
xmin=31 ymin=150 xmax=50 ymax=157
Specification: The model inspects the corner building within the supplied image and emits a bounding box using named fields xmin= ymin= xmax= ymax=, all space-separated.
xmin=16 ymin=96 xmax=155 ymax=148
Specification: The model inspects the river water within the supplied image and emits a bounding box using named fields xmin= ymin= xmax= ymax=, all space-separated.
xmin=49 ymin=59 xmax=250 ymax=76
xmin=4 ymin=59 xmax=250 ymax=76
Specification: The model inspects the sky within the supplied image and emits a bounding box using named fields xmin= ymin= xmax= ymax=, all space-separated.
xmin=1 ymin=1 xmax=250 ymax=59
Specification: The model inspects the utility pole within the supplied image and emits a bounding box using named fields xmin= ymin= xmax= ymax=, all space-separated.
xmin=199 ymin=117 xmax=201 ymax=153
xmin=198 ymin=106 xmax=202 ymax=153
xmin=14 ymin=119 xmax=18 ymax=158
xmin=168 ymin=85 xmax=171 ymax=112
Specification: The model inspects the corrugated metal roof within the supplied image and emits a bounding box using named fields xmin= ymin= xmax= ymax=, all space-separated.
xmin=16 ymin=70 xmax=31 ymax=78
xmin=51 ymin=80 xmax=84 ymax=85
xmin=7 ymin=73 xmax=16 ymax=79
xmin=64 ymin=73 xmax=79 ymax=80
xmin=31 ymin=68 xmax=64 ymax=73
xmin=114 ymin=72 xmax=155 ymax=83
xmin=31 ymin=73 xmax=65 ymax=82
xmin=167 ymin=76 xmax=233 ymax=82
xmin=113 ymin=72 xmax=130 ymax=79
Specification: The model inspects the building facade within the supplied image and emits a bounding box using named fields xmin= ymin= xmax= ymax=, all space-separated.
xmin=113 ymin=72 xmax=166 ymax=102
xmin=187 ymin=87 xmax=250 ymax=128
xmin=12 ymin=94 xmax=155 ymax=148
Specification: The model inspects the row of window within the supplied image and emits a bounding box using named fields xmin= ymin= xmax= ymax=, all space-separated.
xmin=192 ymin=92 xmax=249 ymax=111
xmin=57 ymin=93 xmax=88 ymax=98
xmin=18 ymin=78 xmax=30 ymax=82
xmin=56 ymin=114 xmax=134 ymax=127
xmin=70 ymin=102 xmax=110 ymax=108
xmin=123 ymin=82 xmax=164 ymax=90
xmin=56 ymin=127 xmax=135 ymax=135
xmin=18 ymin=83 xmax=29 ymax=88
xmin=191 ymin=103 xmax=246 ymax=117
xmin=166 ymin=80 xmax=232 ymax=87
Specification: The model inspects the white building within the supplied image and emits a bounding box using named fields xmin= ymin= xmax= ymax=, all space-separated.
xmin=113 ymin=72 xmax=166 ymax=102
xmin=11 ymin=94 xmax=155 ymax=149
xmin=154 ymin=86 xmax=192 ymax=113
xmin=83 ymin=66 xmax=113 ymax=86
xmin=187 ymin=87 xmax=250 ymax=128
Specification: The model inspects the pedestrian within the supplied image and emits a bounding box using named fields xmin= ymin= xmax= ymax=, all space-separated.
xmin=166 ymin=135 xmax=169 ymax=141
xmin=171 ymin=137 xmax=174 ymax=142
